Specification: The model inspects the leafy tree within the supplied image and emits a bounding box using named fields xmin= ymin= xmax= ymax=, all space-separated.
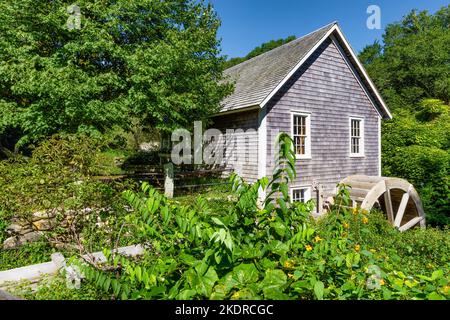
xmin=0 ymin=0 xmax=232 ymax=148
xmin=358 ymin=40 xmax=382 ymax=66
xmin=360 ymin=5 xmax=450 ymax=225
xmin=381 ymin=100 xmax=449 ymax=225
xmin=224 ymin=35 xmax=296 ymax=69
xmin=361 ymin=6 xmax=450 ymax=108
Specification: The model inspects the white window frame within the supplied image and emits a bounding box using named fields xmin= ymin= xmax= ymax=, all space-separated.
xmin=291 ymin=112 xmax=311 ymax=159
xmin=290 ymin=186 xmax=312 ymax=203
xmin=349 ymin=117 xmax=365 ymax=157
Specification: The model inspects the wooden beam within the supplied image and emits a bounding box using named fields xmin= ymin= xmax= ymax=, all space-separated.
xmin=409 ymin=187 xmax=426 ymax=229
xmin=399 ymin=216 xmax=424 ymax=232
xmin=343 ymin=175 xmax=384 ymax=184
xmin=349 ymin=188 xmax=373 ymax=199
xmin=394 ymin=191 xmax=410 ymax=228
xmin=361 ymin=180 xmax=386 ymax=210
xmin=345 ymin=180 xmax=376 ymax=190
xmin=384 ymin=186 xmax=394 ymax=224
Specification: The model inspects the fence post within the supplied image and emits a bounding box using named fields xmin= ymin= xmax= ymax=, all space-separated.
xmin=312 ymin=181 xmax=324 ymax=215
xmin=164 ymin=162 xmax=174 ymax=198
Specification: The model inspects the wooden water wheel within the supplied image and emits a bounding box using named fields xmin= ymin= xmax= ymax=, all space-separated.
xmin=339 ymin=175 xmax=426 ymax=232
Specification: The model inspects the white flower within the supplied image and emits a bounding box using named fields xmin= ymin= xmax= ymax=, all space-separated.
xmin=366 ymin=265 xmax=383 ymax=290
xmin=366 ymin=274 xmax=381 ymax=290
xmin=65 ymin=265 xmax=84 ymax=290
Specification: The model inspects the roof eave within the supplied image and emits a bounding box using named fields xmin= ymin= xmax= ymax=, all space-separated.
xmin=258 ymin=23 xmax=392 ymax=120
xmin=332 ymin=26 xmax=392 ymax=120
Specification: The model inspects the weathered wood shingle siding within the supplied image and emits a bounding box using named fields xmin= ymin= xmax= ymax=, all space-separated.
xmin=211 ymin=109 xmax=259 ymax=182
xmin=266 ymin=38 xmax=380 ymax=194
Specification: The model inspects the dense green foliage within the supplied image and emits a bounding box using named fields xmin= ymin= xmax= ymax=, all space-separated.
xmin=13 ymin=274 xmax=109 ymax=300
xmin=0 ymin=135 xmax=135 ymax=261
xmin=61 ymin=134 xmax=448 ymax=300
xmin=360 ymin=7 xmax=449 ymax=105
xmin=1 ymin=3 xmax=449 ymax=302
xmin=223 ymin=35 xmax=296 ymax=69
xmin=381 ymin=104 xmax=449 ymax=226
xmin=0 ymin=241 xmax=56 ymax=271
xmin=359 ymin=6 xmax=450 ymax=225
xmin=0 ymin=0 xmax=232 ymax=148
xmin=0 ymin=135 xmax=113 ymax=219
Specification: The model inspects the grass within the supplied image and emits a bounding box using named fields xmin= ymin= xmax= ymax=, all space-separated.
xmin=0 ymin=240 xmax=57 ymax=271
xmin=11 ymin=274 xmax=110 ymax=300
xmin=170 ymin=183 xmax=235 ymax=213
xmin=93 ymin=148 xmax=130 ymax=176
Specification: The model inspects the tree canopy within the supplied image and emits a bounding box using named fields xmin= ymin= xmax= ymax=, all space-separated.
xmin=0 ymin=0 xmax=232 ymax=147
xmin=223 ymin=35 xmax=296 ymax=69
xmin=360 ymin=6 xmax=450 ymax=108
xmin=359 ymin=5 xmax=450 ymax=225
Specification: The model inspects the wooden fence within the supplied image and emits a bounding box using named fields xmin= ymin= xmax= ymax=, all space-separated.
xmin=94 ymin=163 xmax=231 ymax=197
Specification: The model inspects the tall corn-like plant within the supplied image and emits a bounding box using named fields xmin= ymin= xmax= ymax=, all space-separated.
xmin=264 ymin=132 xmax=297 ymax=213
xmin=77 ymin=133 xmax=314 ymax=300
xmin=230 ymin=132 xmax=296 ymax=215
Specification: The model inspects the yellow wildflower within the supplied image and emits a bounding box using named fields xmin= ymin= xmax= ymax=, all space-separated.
xmin=231 ymin=291 xmax=240 ymax=300
xmin=314 ymin=235 xmax=323 ymax=243
xmin=379 ymin=279 xmax=385 ymax=286
xmin=343 ymin=222 xmax=349 ymax=229
xmin=352 ymin=207 xmax=358 ymax=215
xmin=305 ymin=244 xmax=313 ymax=251
xmin=283 ymin=260 xmax=294 ymax=269
xmin=362 ymin=217 xmax=369 ymax=224
xmin=288 ymin=273 xmax=294 ymax=279
xmin=444 ymin=286 xmax=449 ymax=294
xmin=354 ymin=244 xmax=361 ymax=252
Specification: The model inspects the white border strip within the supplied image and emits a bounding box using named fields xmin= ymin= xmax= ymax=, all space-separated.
xmin=378 ymin=116 xmax=382 ymax=176
xmin=333 ymin=26 xmax=392 ymax=119
xmin=257 ymin=106 xmax=267 ymax=199
xmin=331 ymin=35 xmax=383 ymax=119
xmin=260 ymin=25 xmax=337 ymax=108
xmin=259 ymin=24 xmax=392 ymax=119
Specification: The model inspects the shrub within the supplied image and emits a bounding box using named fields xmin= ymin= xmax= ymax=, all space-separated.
xmin=0 ymin=134 xmax=134 ymax=252
xmin=72 ymin=133 xmax=449 ymax=300
xmin=382 ymin=99 xmax=450 ymax=227
xmin=383 ymin=145 xmax=449 ymax=225
xmin=0 ymin=240 xmax=56 ymax=271
xmin=121 ymin=151 xmax=162 ymax=169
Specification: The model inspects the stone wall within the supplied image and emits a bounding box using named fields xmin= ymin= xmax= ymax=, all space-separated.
xmin=3 ymin=208 xmax=92 ymax=249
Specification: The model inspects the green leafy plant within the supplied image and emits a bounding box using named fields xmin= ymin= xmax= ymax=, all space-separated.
xmin=0 ymin=134 xmax=133 ymax=255
xmin=72 ymin=133 xmax=449 ymax=300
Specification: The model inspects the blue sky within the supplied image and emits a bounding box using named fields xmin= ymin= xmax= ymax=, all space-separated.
xmin=209 ymin=0 xmax=449 ymax=58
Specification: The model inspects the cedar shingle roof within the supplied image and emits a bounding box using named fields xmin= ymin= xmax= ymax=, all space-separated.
xmin=221 ymin=22 xmax=336 ymax=112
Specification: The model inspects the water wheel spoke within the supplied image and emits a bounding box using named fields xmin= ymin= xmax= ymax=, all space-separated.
xmin=340 ymin=176 xmax=425 ymax=231
xmin=384 ymin=187 xmax=394 ymax=224
xmin=399 ymin=217 xmax=424 ymax=232
xmin=394 ymin=191 xmax=410 ymax=228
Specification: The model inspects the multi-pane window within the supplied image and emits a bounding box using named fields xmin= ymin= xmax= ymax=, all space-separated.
xmin=292 ymin=113 xmax=310 ymax=158
xmin=291 ymin=187 xmax=311 ymax=203
xmin=350 ymin=118 xmax=364 ymax=156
